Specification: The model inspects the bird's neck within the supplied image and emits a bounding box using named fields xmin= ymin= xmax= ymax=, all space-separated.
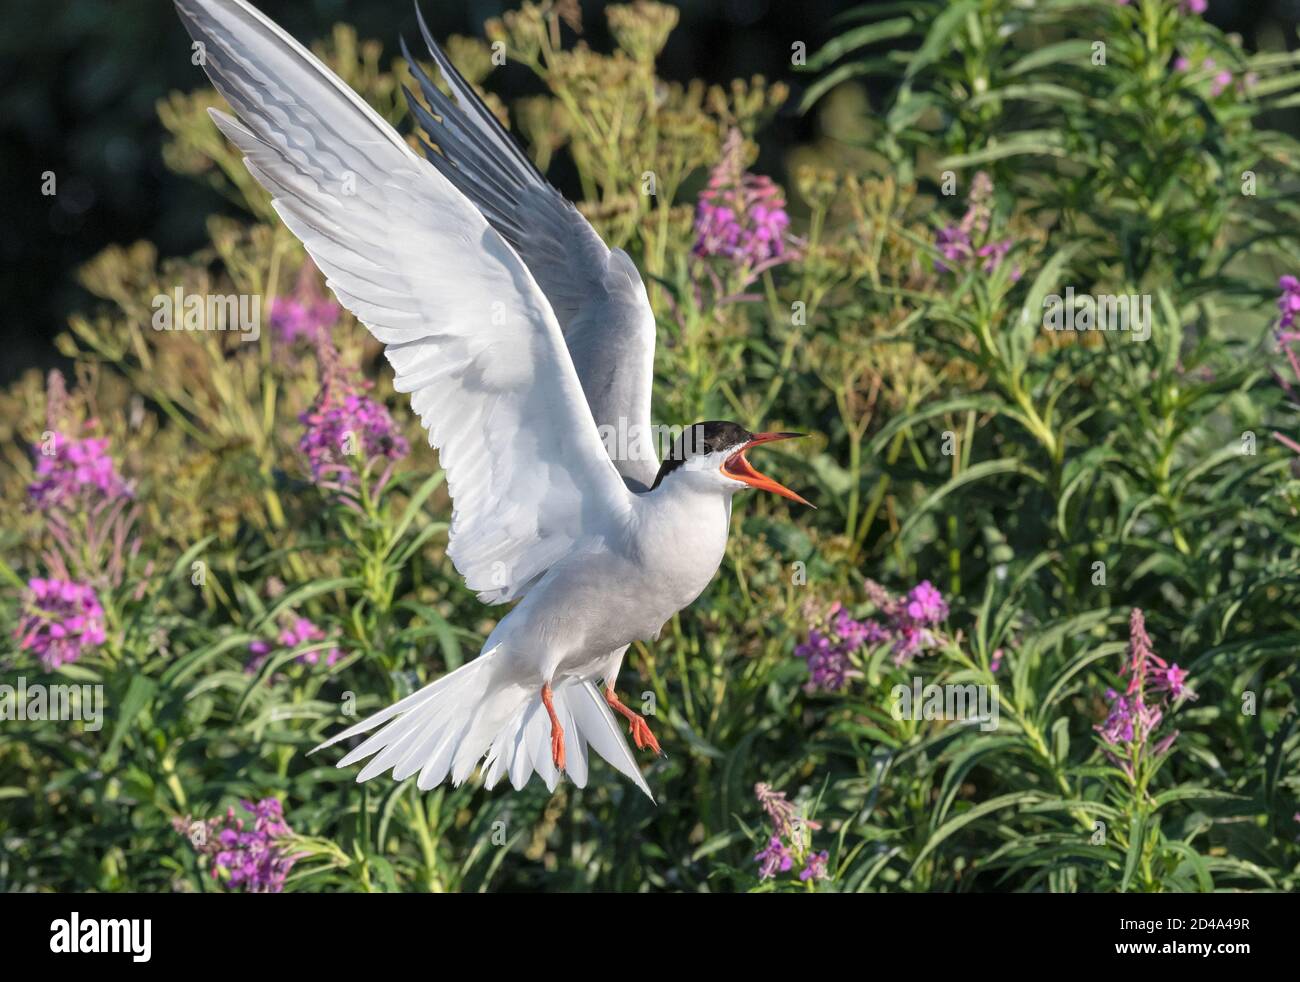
xmin=642 ymin=469 xmax=729 ymax=506
xmin=635 ymin=473 xmax=733 ymax=542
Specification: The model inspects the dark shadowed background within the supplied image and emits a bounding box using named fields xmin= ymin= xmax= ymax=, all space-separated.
xmin=2 ymin=0 xmax=1296 ymax=384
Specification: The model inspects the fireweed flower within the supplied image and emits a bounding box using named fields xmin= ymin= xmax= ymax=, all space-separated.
xmin=299 ymin=334 xmax=409 ymax=488
xmin=13 ymin=578 xmax=107 ymax=671
xmin=29 ymin=371 xmax=129 ymax=510
xmin=933 ymin=171 xmax=1020 ymax=281
xmin=752 ymin=783 xmax=826 ymax=884
xmin=693 ymin=129 xmax=791 ymax=269
xmin=1095 ymin=609 xmax=1192 ymax=778
xmin=755 ymin=781 xmax=815 ymax=838
xmin=270 ymin=297 xmax=339 ymax=346
xmin=1277 ymin=275 xmax=1300 ymax=338
xmin=174 ymin=798 xmax=298 ymax=893
xmin=1121 ymin=607 xmax=1192 ymax=702
xmin=1097 ymin=688 xmax=1162 ymax=746
xmin=299 ymin=392 xmax=409 ymax=487
xmin=270 ymin=262 xmax=340 ymax=346
xmin=246 ymin=616 xmax=344 ymax=674
xmin=794 ymin=601 xmax=866 ymax=692
xmin=1149 ymin=662 xmax=1191 ymax=699
xmin=28 ymin=435 xmax=131 ymax=511
xmin=795 ymin=581 xmax=951 ymax=689
xmin=799 ymin=850 xmax=829 ymax=882
xmin=1177 ymin=57 xmax=1245 ymax=99
xmin=1271 ymin=276 xmax=1300 ymax=460
xmin=864 ymin=579 xmax=951 ymax=666
xmin=27 ymin=371 xmax=144 ymax=591
xmin=754 ymin=836 xmax=794 ymax=878
xmin=904 ymin=580 xmax=948 ymax=623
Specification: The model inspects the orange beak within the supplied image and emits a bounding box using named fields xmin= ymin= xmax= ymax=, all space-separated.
xmin=720 ymin=432 xmax=814 ymax=507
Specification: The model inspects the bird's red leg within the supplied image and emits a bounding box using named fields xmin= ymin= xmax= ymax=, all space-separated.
xmin=604 ymin=687 xmax=662 ymax=755
xmin=540 ymin=682 xmax=565 ymax=770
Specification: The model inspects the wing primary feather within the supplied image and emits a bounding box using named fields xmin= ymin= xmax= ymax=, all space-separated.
xmin=412 ymin=2 xmax=544 ymax=182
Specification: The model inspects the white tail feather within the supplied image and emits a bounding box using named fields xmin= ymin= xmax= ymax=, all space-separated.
xmin=310 ymin=647 xmax=654 ymax=801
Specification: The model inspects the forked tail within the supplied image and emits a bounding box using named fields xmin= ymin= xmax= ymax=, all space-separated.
xmin=310 ymin=646 xmax=654 ymax=801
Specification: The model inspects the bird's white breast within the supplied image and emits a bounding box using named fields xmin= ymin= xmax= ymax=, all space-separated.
xmin=490 ymin=484 xmax=734 ymax=683
xmin=629 ymin=487 xmax=732 ymax=615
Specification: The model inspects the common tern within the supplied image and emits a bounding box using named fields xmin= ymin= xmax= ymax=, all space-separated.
xmin=175 ymin=0 xmax=812 ymax=800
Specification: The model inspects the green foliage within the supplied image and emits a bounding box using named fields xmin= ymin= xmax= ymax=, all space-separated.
xmin=2 ymin=0 xmax=1298 ymax=893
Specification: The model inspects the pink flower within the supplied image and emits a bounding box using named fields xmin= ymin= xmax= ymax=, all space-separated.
xmin=1150 ymin=662 xmax=1190 ymax=698
xmin=28 ymin=435 xmax=131 ymax=511
xmin=753 ymin=782 xmax=826 ymax=883
xmin=271 ymin=262 xmax=340 ymax=346
xmin=1277 ymin=275 xmax=1300 ymax=334
xmin=13 ymin=578 xmax=107 ymax=671
xmin=299 ymin=335 xmax=409 ymax=487
xmin=270 ymin=298 xmax=340 ymax=346
xmin=175 ymin=798 xmax=298 ymax=893
xmin=799 ymin=850 xmax=829 ymax=882
xmin=299 ymin=393 xmax=409 ymax=485
xmin=247 ymin=615 xmax=344 ymax=673
xmin=933 ymin=172 xmax=1021 ymax=281
xmin=905 ymin=581 xmax=949 ymax=624
xmin=1272 ymin=278 xmax=1300 ymax=447
xmin=862 ymin=579 xmax=951 ymax=666
xmin=1097 ymin=688 xmax=1162 ymax=746
xmin=1095 ymin=610 xmax=1192 ymax=775
xmin=755 ymin=836 xmax=794 ymax=879
xmin=693 ymin=130 xmax=791 ymax=268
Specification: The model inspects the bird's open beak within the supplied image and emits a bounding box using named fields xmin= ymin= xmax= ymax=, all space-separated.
xmin=721 ymin=432 xmax=814 ymax=507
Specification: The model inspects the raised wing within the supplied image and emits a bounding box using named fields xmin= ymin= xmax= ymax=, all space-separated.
xmin=402 ymin=9 xmax=660 ymax=491
xmin=175 ymin=0 xmax=633 ymax=603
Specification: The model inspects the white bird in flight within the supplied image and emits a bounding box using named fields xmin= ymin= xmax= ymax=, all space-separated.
xmin=176 ymin=0 xmax=812 ymax=801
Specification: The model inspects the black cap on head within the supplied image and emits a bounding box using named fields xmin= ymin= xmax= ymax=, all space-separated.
xmin=650 ymin=421 xmax=751 ymax=490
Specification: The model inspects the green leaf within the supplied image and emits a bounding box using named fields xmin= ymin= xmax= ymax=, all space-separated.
xmin=895 ymin=458 xmax=1045 ymax=543
xmin=905 ymin=0 xmax=978 ymax=82
xmin=865 ymin=394 xmax=1004 ymax=457
xmin=385 ymin=471 xmax=445 ymax=558
xmin=799 ymin=57 xmax=895 ymax=113
xmin=1165 ymin=841 xmax=1214 ymax=893
xmin=255 ymin=577 xmax=360 ymax=631
xmin=167 ymin=535 xmax=216 ymax=584
xmin=1151 ymin=787 xmax=1249 ymax=810
xmin=161 ymin=632 xmax=257 ymax=688
xmin=1013 ymin=242 xmax=1081 ymax=371
xmin=938 ymin=131 xmax=1068 ymax=168
xmin=102 ymin=675 xmax=158 ymax=770
xmin=805 ymin=18 xmax=915 ymax=72
xmin=969 ymin=83 xmax=1086 ymax=110
xmin=1050 ymin=716 xmax=1070 ymax=765
xmin=1038 ymin=641 xmax=1125 ymax=720
xmin=1120 ymin=814 xmax=1144 ymax=893
xmin=1005 ymin=40 xmax=1097 ymax=76
xmin=910 ymin=791 xmax=1045 ymax=873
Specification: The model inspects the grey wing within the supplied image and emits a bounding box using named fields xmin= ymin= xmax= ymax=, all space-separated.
xmin=402 ymin=9 xmax=659 ymax=491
